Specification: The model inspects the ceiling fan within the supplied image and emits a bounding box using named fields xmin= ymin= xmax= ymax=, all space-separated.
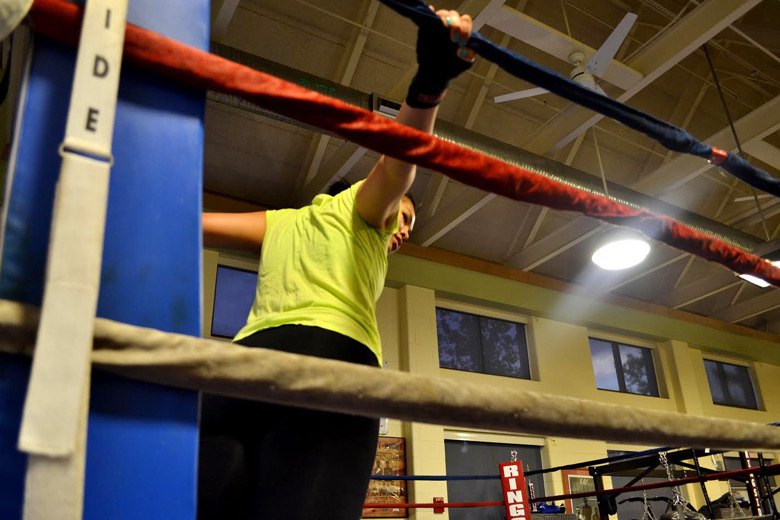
xmin=493 ymin=12 xmax=638 ymax=103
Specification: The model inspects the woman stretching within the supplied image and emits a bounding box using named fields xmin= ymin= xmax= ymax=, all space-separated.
xmin=199 ymin=8 xmax=475 ymax=519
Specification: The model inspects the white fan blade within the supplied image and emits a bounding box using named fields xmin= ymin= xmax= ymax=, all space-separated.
xmin=585 ymin=12 xmax=637 ymax=77
xmin=494 ymin=87 xmax=549 ymax=103
xmin=734 ymin=194 xmax=772 ymax=203
xmin=472 ymin=0 xmax=506 ymax=32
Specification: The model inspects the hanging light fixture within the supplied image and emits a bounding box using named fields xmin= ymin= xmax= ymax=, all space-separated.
xmin=591 ymin=229 xmax=651 ymax=270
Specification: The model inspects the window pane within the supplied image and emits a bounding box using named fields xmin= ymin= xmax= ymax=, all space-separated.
xmin=211 ymin=266 xmax=258 ymax=338
xmin=722 ymin=363 xmax=758 ymax=409
xmin=705 ymin=360 xmax=758 ymax=409
xmin=619 ymin=344 xmax=656 ymax=396
xmin=436 ymin=309 xmax=482 ymax=372
xmin=589 ymin=339 xmax=619 ymax=391
xmin=480 ymin=317 xmax=530 ymax=379
xmin=704 ymin=360 xmax=726 ymax=405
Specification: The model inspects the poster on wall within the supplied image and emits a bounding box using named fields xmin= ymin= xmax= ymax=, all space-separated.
xmin=563 ymin=470 xmax=596 ymax=516
xmin=363 ymin=437 xmax=408 ymax=518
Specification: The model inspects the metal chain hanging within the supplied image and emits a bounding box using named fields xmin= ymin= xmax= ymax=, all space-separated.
xmin=722 ymin=455 xmax=746 ymax=519
xmin=641 ymin=480 xmax=653 ymax=520
xmin=660 ymin=451 xmax=685 ymax=507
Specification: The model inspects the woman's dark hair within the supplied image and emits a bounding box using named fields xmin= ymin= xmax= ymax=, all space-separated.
xmin=326 ymin=179 xmax=416 ymax=213
xmin=326 ymin=179 xmax=352 ymax=197
xmin=403 ymin=191 xmax=417 ymax=213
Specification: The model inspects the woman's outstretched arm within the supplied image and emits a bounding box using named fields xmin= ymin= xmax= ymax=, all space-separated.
xmin=202 ymin=211 xmax=266 ymax=255
xmin=356 ymin=8 xmax=475 ymax=230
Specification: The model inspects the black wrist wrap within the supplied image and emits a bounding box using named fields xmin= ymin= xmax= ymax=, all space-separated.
xmin=406 ymin=18 xmax=473 ymax=109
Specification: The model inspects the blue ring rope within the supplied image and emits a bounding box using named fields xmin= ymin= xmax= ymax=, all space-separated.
xmin=377 ymin=0 xmax=780 ymax=200
xmin=371 ymin=424 xmax=780 ymax=481
xmin=368 ymin=446 xmax=672 ymax=481
xmin=526 ymin=446 xmax=671 ymax=476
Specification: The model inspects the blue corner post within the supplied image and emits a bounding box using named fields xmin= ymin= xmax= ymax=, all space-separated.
xmin=0 ymin=1 xmax=209 ymax=518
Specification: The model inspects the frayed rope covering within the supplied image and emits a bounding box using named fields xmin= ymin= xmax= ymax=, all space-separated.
xmin=1 ymin=299 xmax=779 ymax=450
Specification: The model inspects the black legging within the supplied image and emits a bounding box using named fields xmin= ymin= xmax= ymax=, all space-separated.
xmin=198 ymin=325 xmax=380 ymax=520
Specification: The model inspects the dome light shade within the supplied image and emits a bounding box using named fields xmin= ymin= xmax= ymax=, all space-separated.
xmin=591 ymin=236 xmax=650 ymax=270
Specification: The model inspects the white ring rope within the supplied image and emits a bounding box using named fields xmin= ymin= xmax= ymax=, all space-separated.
xmin=1 ymin=298 xmax=779 ymax=451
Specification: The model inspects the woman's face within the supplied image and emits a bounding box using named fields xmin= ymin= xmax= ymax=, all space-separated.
xmin=388 ymin=197 xmax=416 ymax=254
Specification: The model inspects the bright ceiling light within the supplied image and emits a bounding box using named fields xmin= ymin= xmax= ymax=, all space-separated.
xmin=739 ymin=274 xmax=770 ymax=288
xmin=591 ymin=231 xmax=651 ymax=271
xmin=738 ymin=261 xmax=780 ymax=288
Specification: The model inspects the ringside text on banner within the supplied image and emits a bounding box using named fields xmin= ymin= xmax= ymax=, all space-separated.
xmin=500 ymin=461 xmax=531 ymax=520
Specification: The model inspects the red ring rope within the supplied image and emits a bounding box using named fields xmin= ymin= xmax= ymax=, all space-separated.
xmin=26 ymin=0 xmax=780 ymax=287
xmin=366 ymin=500 xmax=503 ymax=508
xmin=532 ymin=463 xmax=780 ymax=503
xmin=363 ymin=463 xmax=780 ymax=509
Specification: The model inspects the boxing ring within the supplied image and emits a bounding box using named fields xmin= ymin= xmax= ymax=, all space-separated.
xmin=1 ymin=0 xmax=779 ymax=518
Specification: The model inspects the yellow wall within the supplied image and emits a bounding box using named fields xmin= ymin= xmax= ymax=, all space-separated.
xmin=202 ymin=247 xmax=780 ymax=519
xmin=381 ymin=253 xmax=780 ymax=518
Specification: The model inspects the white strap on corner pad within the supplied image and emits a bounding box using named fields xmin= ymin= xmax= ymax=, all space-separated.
xmin=18 ymin=0 xmax=127 ymax=518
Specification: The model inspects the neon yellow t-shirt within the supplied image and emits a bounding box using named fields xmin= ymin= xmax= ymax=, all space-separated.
xmin=234 ymin=181 xmax=397 ymax=366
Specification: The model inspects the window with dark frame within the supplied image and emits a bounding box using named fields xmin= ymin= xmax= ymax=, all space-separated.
xmin=444 ymin=440 xmax=545 ymax=520
xmin=436 ymin=307 xmax=531 ymax=380
xmin=211 ymin=265 xmax=258 ymax=339
xmin=703 ymin=359 xmax=758 ymax=410
xmin=588 ymin=338 xmax=659 ymax=397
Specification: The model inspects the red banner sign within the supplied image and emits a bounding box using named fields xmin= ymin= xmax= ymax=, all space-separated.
xmin=500 ymin=461 xmax=531 ymax=520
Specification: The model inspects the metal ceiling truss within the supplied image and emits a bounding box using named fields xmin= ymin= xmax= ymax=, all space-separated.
xmin=409 ymin=0 xmax=765 ymax=253
xmin=210 ymin=1 xmax=780 ymax=325
xmin=293 ymin=0 xmax=379 ymax=202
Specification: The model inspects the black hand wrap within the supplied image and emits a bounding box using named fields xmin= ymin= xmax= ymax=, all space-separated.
xmin=406 ymin=18 xmax=473 ymax=109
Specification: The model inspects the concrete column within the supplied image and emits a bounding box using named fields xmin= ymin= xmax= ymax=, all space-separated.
xmin=398 ymin=285 xmax=449 ymax=520
xmin=660 ymin=340 xmax=705 ymax=416
xmin=658 ymin=341 xmax=731 ymax=508
xmin=527 ymin=317 xmax=595 ymax=398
